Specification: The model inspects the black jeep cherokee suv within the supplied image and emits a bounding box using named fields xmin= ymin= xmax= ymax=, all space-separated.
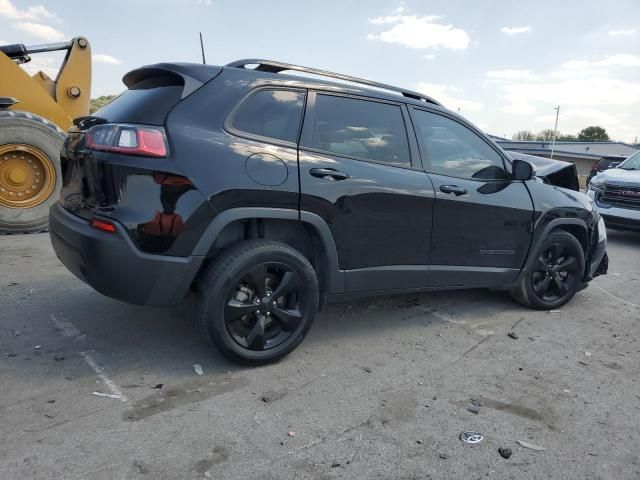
xmin=49 ymin=59 xmax=608 ymax=364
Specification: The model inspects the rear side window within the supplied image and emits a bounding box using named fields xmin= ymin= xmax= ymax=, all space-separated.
xmin=231 ymin=89 xmax=305 ymax=144
xmin=311 ymin=95 xmax=410 ymax=166
xmin=412 ymin=110 xmax=507 ymax=180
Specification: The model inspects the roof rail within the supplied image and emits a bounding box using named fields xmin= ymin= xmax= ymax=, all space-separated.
xmin=226 ymin=59 xmax=441 ymax=106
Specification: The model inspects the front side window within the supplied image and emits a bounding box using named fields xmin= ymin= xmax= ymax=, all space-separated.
xmin=311 ymin=94 xmax=410 ymax=166
xmin=231 ymin=89 xmax=305 ymax=143
xmin=412 ymin=109 xmax=507 ymax=180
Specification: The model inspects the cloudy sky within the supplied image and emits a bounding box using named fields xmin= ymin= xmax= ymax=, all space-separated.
xmin=1 ymin=0 xmax=639 ymax=141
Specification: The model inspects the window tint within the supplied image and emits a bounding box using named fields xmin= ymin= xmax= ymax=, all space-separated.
xmin=412 ymin=110 xmax=507 ymax=180
xmin=311 ymin=95 xmax=410 ymax=166
xmin=232 ymin=89 xmax=305 ymax=143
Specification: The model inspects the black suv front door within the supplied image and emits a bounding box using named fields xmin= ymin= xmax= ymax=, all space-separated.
xmin=410 ymin=108 xmax=534 ymax=287
xmin=299 ymin=92 xmax=436 ymax=292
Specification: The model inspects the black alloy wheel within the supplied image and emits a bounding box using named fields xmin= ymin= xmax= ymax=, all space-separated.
xmin=511 ymin=231 xmax=585 ymax=310
xmin=225 ymin=262 xmax=305 ymax=351
xmin=530 ymin=243 xmax=580 ymax=302
xmin=197 ymin=240 xmax=319 ymax=365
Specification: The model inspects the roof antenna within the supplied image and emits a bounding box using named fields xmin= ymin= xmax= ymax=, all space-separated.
xmin=199 ymin=32 xmax=206 ymax=64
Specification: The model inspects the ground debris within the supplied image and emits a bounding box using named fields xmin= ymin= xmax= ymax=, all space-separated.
xmin=467 ymin=404 xmax=480 ymax=414
xmin=361 ymin=366 xmax=372 ymax=373
xmin=439 ymin=453 xmax=449 ymax=459
xmin=91 ymin=391 xmax=122 ymax=400
xmin=54 ymin=355 xmax=65 ymax=361
xmin=585 ymin=351 xmax=593 ymax=357
xmin=460 ymin=431 xmax=484 ymax=444
xmin=152 ymin=383 xmax=163 ymax=389
xmin=516 ymin=440 xmax=546 ymax=451
xmin=261 ymin=390 xmax=285 ymax=403
xmin=508 ymin=331 xmax=519 ymax=339
xmin=132 ymin=459 xmax=150 ymax=474
xmin=331 ymin=461 xmax=341 ymax=468
xmin=287 ymin=431 xmax=296 ymax=437
xmin=498 ymin=447 xmax=513 ymax=459
xmin=193 ymin=364 xmax=204 ymax=376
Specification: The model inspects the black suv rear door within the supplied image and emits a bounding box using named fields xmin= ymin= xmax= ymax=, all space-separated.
xmin=299 ymin=92 xmax=436 ymax=293
xmin=410 ymin=107 xmax=534 ymax=287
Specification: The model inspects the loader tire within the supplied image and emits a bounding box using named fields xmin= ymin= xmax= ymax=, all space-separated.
xmin=0 ymin=110 xmax=65 ymax=234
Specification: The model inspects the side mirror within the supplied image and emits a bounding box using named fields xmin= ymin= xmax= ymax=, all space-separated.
xmin=512 ymin=159 xmax=536 ymax=181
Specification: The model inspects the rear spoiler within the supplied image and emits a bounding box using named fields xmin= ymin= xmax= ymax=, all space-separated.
xmin=122 ymin=63 xmax=222 ymax=99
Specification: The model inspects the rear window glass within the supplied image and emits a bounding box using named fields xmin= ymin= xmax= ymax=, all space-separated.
xmin=231 ymin=89 xmax=305 ymax=144
xmin=95 ymin=83 xmax=183 ymax=126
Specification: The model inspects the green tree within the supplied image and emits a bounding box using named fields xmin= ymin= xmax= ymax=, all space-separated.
xmin=512 ymin=130 xmax=535 ymax=141
xmin=535 ymin=129 xmax=557 ymax=141
xmin=89 ymin=95 xmax=117 ymax=114
xmin=577 ymin=126 xmax=610 ymax=142
xmin=556 ymin=134 xmax=577 ymax=141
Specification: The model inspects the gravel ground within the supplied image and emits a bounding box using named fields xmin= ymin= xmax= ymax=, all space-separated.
xmin=1 ymin=230 xmax=639 ymax=480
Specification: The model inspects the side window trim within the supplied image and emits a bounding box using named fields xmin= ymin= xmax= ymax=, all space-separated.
xmin=299 ymin=90 xmax=419 ymax=170
xmin=223 ymin=86 xmax=307 ymax=147
xmin=409 ymin=106 xmax=512 ymax=181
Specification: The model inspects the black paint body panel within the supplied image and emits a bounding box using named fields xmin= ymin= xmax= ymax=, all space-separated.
xmin=50 ymin=62 xmax=607 ymax=306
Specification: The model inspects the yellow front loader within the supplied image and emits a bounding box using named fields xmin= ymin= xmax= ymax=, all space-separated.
xmin=0 ymin=37 xmax=91 ymax=233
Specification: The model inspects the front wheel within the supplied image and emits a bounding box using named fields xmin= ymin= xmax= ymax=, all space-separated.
xmin=511 ymin=231 xmax=585 ymax=310
xmin=197 ymin=240 xmax=319 ymax=365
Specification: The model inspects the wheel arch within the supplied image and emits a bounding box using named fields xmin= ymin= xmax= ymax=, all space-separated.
xmin=535 ymin=217 xmax=589 ymax=255
xmin=192 ymin=208 xmax=343 ymax=295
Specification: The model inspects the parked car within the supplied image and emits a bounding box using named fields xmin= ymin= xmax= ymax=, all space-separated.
xmin=587 ymin=155 xmax=628 ymax=186
xmin=49 ymin=59 xmax=608 ymax=364
xmin=587 ymin=151 xmax=640 ymax=231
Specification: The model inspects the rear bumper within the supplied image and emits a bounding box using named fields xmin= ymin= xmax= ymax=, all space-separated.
xmin=49 ymin=203 xmax=203 ymax=306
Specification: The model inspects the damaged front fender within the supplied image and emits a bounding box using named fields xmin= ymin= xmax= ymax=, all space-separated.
xmin=508 ymin=151 xmax=580 ymax=191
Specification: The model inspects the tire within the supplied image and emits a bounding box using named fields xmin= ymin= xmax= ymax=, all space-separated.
xmin=511 ymin=231 xmax=585 ymax=310
xmin=197 ymin=239 xmax=319 ymax=365
xmin=0 ymin=110 xmax=65 ymax=234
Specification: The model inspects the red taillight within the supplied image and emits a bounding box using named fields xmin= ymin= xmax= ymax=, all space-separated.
xmin=86 ymin=124 xmax=168 ymax=157
xmin=90 ymin=217 xmax=116 ymax=233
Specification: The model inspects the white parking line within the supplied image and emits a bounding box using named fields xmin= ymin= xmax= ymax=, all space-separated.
xmin=80 ymin=351 xmax=128 ymax=402
xmin=50 ymin=314 xmax=127 ymax=402
xmin=592 ymin=285 xmax=640 ymax=310
xmin=50 ymin=314 xmax=82 ymax=338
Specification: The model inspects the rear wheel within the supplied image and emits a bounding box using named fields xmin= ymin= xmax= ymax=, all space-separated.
xmin=0 ymin=111 xmax=65 ymax=234
xmin=511 ymin=231 xmax=585 ymax=310
xmin=197 ymin=240 xmax=319 ymax=365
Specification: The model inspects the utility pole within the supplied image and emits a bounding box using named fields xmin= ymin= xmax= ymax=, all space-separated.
xmin=550 ymin=105 xmax=560 ymax=159
xmin=199 ymin=32 xmax=206 ymax=64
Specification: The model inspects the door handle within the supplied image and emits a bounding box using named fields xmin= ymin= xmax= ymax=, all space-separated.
xmin=440 ymin=185 xmax=467 ymax=196
xmin=309 ymin=168 xmax=350 ymax=181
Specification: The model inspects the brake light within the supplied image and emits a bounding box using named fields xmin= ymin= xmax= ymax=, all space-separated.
xmin=86 ymin=124 xmax=168 ymax=157
xmin=90 ymin=217 xmax=117 ymax=233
